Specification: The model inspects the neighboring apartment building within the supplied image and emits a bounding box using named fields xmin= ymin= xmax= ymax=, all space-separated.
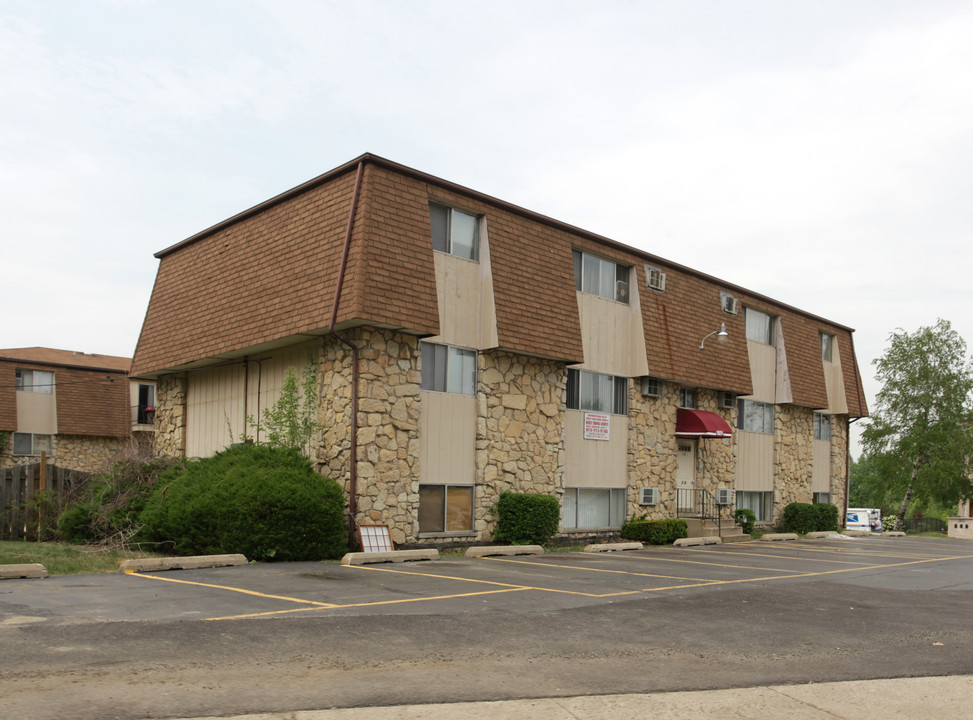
xmin=132 ymin=153 xmax=867 ymax=546
xmin=0 ymin=347 xmax=156 ymax=473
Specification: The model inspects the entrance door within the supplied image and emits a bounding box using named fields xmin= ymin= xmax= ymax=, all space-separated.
xmin=676 ymin=439 xmax=696 ymax=514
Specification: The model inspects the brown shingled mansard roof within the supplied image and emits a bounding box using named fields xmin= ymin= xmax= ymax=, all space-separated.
xmin=131 ymin=153 xmax=867 ymax=417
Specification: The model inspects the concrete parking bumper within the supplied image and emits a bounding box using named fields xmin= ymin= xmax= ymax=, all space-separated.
xmin=464 ymin=545 xmax=545 ymax=557
xmin=0 ymin=563 xmax=48 ymax=579
xmin=341 ymin=549 xmax=439 ymax=565
xmin=118 ymin=554 xmax=248 ymax=572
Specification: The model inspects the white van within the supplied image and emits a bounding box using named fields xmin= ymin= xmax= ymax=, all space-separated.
xmin=846 ymin=508 xmax=881 ymax=532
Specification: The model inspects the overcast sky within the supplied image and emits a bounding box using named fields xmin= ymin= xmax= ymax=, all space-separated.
xmin=3 ymin=0 xmax=972 ymax=456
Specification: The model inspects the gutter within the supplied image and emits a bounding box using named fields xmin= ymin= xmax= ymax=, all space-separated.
xmin=328 ymin=160 xmax=365 ymax=544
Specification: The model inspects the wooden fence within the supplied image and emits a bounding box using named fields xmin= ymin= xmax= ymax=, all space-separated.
xmin=0 ymin=463 xmax=90 ymax=541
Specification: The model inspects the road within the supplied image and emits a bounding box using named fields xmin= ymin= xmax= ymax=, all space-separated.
xmin=2 ymin=535 xmax=972 ymax=720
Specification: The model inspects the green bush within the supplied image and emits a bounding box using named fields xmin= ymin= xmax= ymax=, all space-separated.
xmin=620 ymin=518 xmax=688 ymax=544
xmin=780 ymin=502 xmax=839 ymax=534
xmin=492 ymin=492 xmax=560 ymax=545
xmin=138 ymin=444 xmax=347 ymax=561
xmin=732 ymin=508 xmax=756 ymax=535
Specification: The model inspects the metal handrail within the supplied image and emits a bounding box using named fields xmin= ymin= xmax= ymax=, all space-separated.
xmin=676 ymin=488 xmax=725 ymax=535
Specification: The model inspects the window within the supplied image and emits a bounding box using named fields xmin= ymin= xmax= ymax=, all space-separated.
xmin=737 ymin=399 xmax=774 ymax=434
xmin=12 ymin=433 xmax=52 ymax=456
xmin=418 ymin=485 xmax=474 ymax=533
xmin=679 ymin=388 xmax=696 ymax=409
xmin=15 ymin=369 xmax=54 ymax=394
xmin=563 ymin=488 xmax=626 ymax=529
xmin=745 ymin=308 xmax=774 ymax=345
xmin=572 ymin=250 xmax=629 ymax=303
xmin=814 ymin=413 xmax=832 ymax=441
xmin=137 ymin=383 xmax=156 ymax=424
xmin=430 ymin=203 xmax=479 ymax=261
xmin=736 ymin=490 xmax=773 ymax=523
xmin=813 ymin=492 xmax=831 ymax=504
xmin=566 ymin=369 xmax=628 ymax=415
xmin=820 ymin=333 xmax=834 ymax=362
xmin=420 ymin=342 xmax=476 ymax=396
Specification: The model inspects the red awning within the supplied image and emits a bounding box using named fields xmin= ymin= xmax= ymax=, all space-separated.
xmin=676 ymin=408 xmax=733 ymax=438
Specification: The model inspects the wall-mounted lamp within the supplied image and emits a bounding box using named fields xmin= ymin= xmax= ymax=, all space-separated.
xmin=699 ymin=322 xmax=729 ymax=350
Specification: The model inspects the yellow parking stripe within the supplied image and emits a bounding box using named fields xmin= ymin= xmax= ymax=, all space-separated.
xmin=485 ymin=555 xmax=742 ymax=582
xmin=206 ymin=587 xmax=528 ymax=621
xmin=123 ymin=569 xmax=339 ymax=608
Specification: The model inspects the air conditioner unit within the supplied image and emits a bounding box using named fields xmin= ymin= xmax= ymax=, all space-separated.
xmin=720 ymin=391 xmax=735 ymax=409
xmin=716 ymin=488 xmax=734 ymax=506
xmin=615 ymin=280 xmax=630 ymax=304
xmin=645 ymin=266 xmax=666 ymax=292
xmin=641 ymin=376 xmax=661 ymax=398
xmin=722 ymin=294 xmax=739 ymax=315
xmin=639 ymin=487 xmax=659 ymax=506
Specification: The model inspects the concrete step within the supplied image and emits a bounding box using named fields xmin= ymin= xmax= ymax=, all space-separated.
xmin=684 ymin=518 xmax=750 ymax=543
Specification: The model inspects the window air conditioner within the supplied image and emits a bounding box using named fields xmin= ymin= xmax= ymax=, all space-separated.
xmin=615 ymin=280 xmax=630 ymax=304
xmin=722 ymin=295 xmax=739 ymax=315
xmin=720 ymin=391 xmax=735 ymax=409
xmin=716 ymin=488 xmax=734 ymax=506
xmin=639 ymin=487 xmax=659 ymax=506
xmin=641 ymin=377 xmax=661 ymax=398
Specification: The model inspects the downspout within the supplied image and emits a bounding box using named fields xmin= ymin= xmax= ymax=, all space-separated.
xmin=329 ymin=161 xmax=365 ymax=544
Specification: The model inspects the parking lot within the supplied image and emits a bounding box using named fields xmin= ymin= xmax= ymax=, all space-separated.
xmin=4 ymin=534 xmax=972 ymax=626
xmin=4 ymin=534 xmax=973 ymax=720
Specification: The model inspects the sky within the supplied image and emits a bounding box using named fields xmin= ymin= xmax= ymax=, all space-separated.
xmin=2 ymin=0 xmax=972 ymax=457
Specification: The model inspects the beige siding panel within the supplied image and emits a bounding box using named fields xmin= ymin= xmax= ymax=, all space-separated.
xmin=823 ymin=344 xmax=849 ymax=414
xmin=16 ymin=391 xmax=57 ymax=434
xmin=774 ymin=318 xmax=794 ymax=404
xmin=430 ymin=223 xmax=499 ymax=351
xmin=419 ymin=390 xmax=476 ymax=485
xmin=746 ymin=341 xmax=776 ymax=403
xmin=563 ymin=410 xmax=629 ymax=488
xmin=576 ymin=285 xmax=649 ymax=377
xmin=186 ymin=365 xmax=246 ymax=457
xmin=734 ymin=431 xmax=774 ymax=490
xmin=246 ymin=344 xmax=316 ymax=443
xmin=812 ymin=439 xmax=831 ymax=492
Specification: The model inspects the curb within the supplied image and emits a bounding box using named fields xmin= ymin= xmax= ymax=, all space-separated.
xmin=584 ymin=542 xmax=643 ymax=553
xmin=464 ymin=545 xmax=544 ymax=558
xmin=0 ymin=563 xmax=48 ymax=579
xmin=674 ymin=536 xmax=721 ymax=547
xmin=759 ymin=533 xmax=799 ymax=541
xmin=341 ymin=549 xmax=439 ymax=565
xmin=119 ymin=554 xmax=248 ymax=573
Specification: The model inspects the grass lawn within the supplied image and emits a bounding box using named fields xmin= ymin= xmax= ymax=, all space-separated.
xmin=0 ymin=540 xmax=163 ymax=575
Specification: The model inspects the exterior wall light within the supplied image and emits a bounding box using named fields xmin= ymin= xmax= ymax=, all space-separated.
xmin=699 ymin=322 xmax=729 ymax=350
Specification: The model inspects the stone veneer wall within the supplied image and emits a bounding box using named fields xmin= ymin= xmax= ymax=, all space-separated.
xmin=628 ymin=381 xmax=677 ymax=519
xmin=829 ymin=417 xmax=849 ymax=511
xmin=153 ymin=373 xmax=187 ymax=457
xmin=773 ymin=404 xmax=814 ymax=517
xmin=695 ymin=391 xmax=736 ymax=497
xmin=316 ymin=328 xmax=422 ymax=547
xmin=50 ymin=435 xmax=134 ymax=474
xmin=476 ymin=350 xmax=566 ymax=539
xmin=627 ymin=384 xmax=736 ymax=521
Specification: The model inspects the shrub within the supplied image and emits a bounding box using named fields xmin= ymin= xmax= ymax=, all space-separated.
xmin=780 ymin=502 xmax=839 ymax=534
xmin=56 ymin=455 xmax=185 ymax=546
xmin=620 ymin=518 xmax=688 ymax=544
xmin=492 ymin=492 xmax=560 ymax=545
xmin=138 ymin=444 xmax=346 ymax=561
xmin=732 ymin=508 xmax=756 ymax=535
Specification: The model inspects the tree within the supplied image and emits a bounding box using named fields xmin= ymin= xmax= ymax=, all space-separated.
xmin=861 ymin=319 xmax=973 ymax=530
xmin=245 ymin=355 xmax=321 ymax=455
